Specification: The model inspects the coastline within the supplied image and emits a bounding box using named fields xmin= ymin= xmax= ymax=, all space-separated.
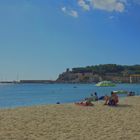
xmin=0 ymin=96 xmax=140 ymax=140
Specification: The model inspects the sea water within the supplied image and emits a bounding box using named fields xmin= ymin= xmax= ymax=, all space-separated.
xmin=0 ymin=83 xmax=140 ymax=108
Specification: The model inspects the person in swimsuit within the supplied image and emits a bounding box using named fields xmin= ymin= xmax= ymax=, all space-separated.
xmin=104 ymin=91 xmax=119 ymax=106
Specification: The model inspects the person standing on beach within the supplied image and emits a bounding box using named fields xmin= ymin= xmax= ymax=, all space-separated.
xmin=94 ymin=92 xmax=98 ymax=101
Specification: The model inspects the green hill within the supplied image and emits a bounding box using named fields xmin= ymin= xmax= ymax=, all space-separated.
xmin=57 ymin=64 xmax=140 ymax=83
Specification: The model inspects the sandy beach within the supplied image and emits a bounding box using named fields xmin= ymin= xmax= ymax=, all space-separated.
xmin=0 ymin=96 xmax=140 ymax=140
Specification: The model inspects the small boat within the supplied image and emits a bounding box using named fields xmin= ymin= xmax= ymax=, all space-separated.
xmin=96 ymin=81 xmax=115 ymax=87
xmin=113 ymin=90 xmax=128 ymax=94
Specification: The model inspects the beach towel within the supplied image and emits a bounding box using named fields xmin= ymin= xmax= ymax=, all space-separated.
xmin=75 ymin=102 xmax=94 ymax=106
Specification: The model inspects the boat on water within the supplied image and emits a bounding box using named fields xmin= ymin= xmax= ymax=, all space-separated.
xmin=113 ymin=90 xmax=128 ymax=94
xmin=95 ymin=81 xmax=116 ymax=87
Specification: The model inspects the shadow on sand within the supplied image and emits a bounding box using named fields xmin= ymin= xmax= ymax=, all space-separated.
xmin=116 ymin=104 xmax=132 ymax=108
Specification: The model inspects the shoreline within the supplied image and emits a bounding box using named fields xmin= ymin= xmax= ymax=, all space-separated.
xmin=1 ymin=82 xmax=140 ymax=84
xmin=0 ymin=96 xmax=140 ymax=140
xmin=0 ymin=95 xmax=139 ymax=110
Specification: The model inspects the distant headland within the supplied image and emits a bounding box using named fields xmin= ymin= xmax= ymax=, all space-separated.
xmin=56 ymin=64 xmax=140 ymax=83
xmin=0 ymin=80 xmax=55 ymax=84
xmin=0 ymin=64 xmax=140 ymax=84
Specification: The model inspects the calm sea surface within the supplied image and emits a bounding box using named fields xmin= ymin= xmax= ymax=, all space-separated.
xmin=0 ymin=83 xmax=140 ymax=108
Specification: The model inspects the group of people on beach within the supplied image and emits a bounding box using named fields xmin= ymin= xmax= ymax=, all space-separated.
xmin=76 ymin=90 xmax=136 ymax=106
xmin=127 ymin=91 xmax=135 ymax=96
xmin=76 ymin=91 xmax=119 ymax=106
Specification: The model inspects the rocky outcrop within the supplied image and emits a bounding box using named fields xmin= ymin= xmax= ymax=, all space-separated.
xmin=56 ymin=71 xmax=130 ymax=83
xmin=56 ymin=65 xmax=140 ymax=83
xmin=56 ymin=72 xmax=102 ymax=83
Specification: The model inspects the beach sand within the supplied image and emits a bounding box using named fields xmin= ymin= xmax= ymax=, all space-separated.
xmin=0 ymin=96 xmax=140 ymax=140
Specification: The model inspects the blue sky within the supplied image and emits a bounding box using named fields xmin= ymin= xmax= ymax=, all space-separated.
xmin=0 ymin=0 xmax=140 ymax=80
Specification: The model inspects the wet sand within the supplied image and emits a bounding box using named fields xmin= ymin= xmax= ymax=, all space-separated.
xmin=0 ymin=96 xmax=140 ymax=140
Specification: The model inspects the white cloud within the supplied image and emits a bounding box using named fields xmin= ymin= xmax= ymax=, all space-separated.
xmin=78 ymin=0 xmax=90 ymax=11
xmin=69 ymin=10 xmax=79 ymax=17
xmin=61 ymin=7 xmax=78 ymax=18
xmin=61 ymin=0 xmax=129 ymax=18
xmin=91 ymin=0 xmax=125 ymax=12
xmin=61 ymin=7 xmax=66 ymax=12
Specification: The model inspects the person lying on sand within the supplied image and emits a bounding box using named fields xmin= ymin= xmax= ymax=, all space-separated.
xmin=75 ymin=92 xmax=98 ymax=106
xmin=75 ymin=101 xmax=94 ymax=106
xmin=104 ymin=91 xmax=119 ymax=106
xmin=75 ymin=97 xmax=94 ymax=106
